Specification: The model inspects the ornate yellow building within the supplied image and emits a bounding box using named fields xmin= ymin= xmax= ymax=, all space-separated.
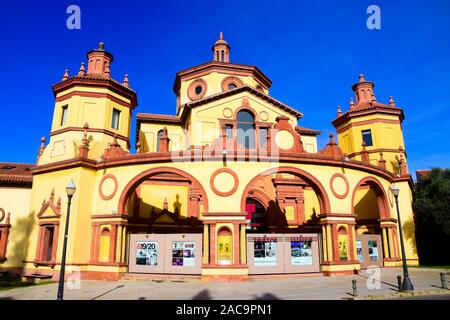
xmin=0 ymin=34 xmax=418 ymax=280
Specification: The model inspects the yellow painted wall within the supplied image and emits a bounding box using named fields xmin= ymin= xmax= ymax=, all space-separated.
xmin=178 ymin=72 xmax=268 ymax=107
xmin=138 ymin=184 xmax=188 ymax=218
xmin=0 ymin=187 xmax=32 ymax=268
xmin=336 ymin=113 xmax=406 ymax=173
xmin=353 ymin=188 xmax=379 ymax=220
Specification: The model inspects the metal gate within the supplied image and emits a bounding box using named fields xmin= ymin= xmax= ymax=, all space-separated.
xmin=355 ymin=234 xmax=384 ymax=269
xmin=128 ymin=233 xmax=202 ymax=274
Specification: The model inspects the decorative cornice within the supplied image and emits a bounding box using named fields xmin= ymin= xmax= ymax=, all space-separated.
xmin=173 ymin=61 xmax=272 ymax=93
xmin=52 ymin=76 xmax=137 ymax=109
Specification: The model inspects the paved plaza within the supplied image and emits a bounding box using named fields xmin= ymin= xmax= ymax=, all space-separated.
xmin=0 ymin=267 xmax=448 ymax=300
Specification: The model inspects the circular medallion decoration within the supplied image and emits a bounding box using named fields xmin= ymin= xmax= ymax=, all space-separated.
xmin=259 ymin=111 xmax=269 ymax=121
xmin=329 ymin=173 xmax=349 ymax=199
xmin=221 ymin=76 xmax=244 ymax=92
xmin=187 ymin=78 xmax=207 ymax=101
xmin=210 ymin=168 xmax=239 ymax=197
xmin=275 ymin=130 xmax=294 ymax=150
xmin=223 ymin=108 xmax=233 ymax=118
xmin=0 ymin=208 xmax=5 ymax=222
xmin=99 ymin=174 xmax=118 ymax=200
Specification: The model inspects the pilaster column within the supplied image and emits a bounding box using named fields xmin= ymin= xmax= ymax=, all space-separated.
xmin=116 ymin=225 xmax=123 ymax=263
xmin=209 ymin=224 xmax=216 ymax=265
xmin=203 ymin=224 xmax=209 ymax=265
xmin=382 ymin=227 xmax=390 ymax=258
xmin=387 ymin=228 xmax=395 ymax=259
xmin=326 ymin=224 xmax=333 ymax=261
xmin=109 ymin=224 xmax=117 ymax=263
xmin=322 ymin=225 xmax=328 ymax=261
xmin=121 ymin=226 xmax=127 ymax=263
xmin=331 ymin=224 xmax=339 ymax=262
xmin=240 ymin=224 xmax=247 ymax=265
xmin=233 ymin=223 xmax=240 ymax=265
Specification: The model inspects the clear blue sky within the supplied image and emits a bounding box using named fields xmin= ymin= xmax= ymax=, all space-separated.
xmin=1 ymin=0 xmax=449 ymax=177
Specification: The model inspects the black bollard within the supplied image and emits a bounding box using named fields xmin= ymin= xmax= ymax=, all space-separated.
xmin=352 ymin=279 xmax=358 ymax=297
xmin=397 ymin=275 xmax=402 ymax=291
xmin=440 ymin=273 xmax=448 ymax=290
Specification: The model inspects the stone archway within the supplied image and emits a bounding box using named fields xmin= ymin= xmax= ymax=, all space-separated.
xmin=351 ymin=176 xmax=399 ymax=265
xmin=118 ymin=166 xmax=209 ymax=218
xmin=240 ymin=166 xmax=331 ymax=231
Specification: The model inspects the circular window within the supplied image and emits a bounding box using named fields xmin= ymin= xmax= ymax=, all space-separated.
xmin=221 ymin=76 xmax=244 ymax=92
xmin=187 ymin=78 xmax=207 ymax=101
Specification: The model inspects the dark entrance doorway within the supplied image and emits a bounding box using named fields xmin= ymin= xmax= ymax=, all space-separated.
xmin=245 ymin=198 xmax=267 ymax=233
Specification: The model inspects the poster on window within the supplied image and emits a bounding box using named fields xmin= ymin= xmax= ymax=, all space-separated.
xmin=338 ymin=234 xmax=348 ymax=261
xmin=172 ymin=241 xmax=196 ymax=267
xmin=290 ymin=240 xmax=313 ymax=265
xmin=368 ymin=240 xmax=378 ymax=262
xmin=356 ymin=240 xmax=363 ymax=262
xmin=218 ymin=235 xmax=233 ymax=265
xmin=136 ymin=241 xmax=158 ymax=266
xmin=254 ymin=240 xmax=277 ymax=266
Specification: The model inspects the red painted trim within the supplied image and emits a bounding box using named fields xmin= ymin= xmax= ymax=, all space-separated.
xmin=329 ymin=173 xmax=350 ymax=199
xmin=98 ymin=174 xmax=118 ymax=200
xmin=210 ymin=168 xmax=239 ymax=197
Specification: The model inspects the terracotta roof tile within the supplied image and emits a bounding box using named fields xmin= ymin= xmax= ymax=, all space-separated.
xmin=0 ymin=162 xmax=34 ymax=186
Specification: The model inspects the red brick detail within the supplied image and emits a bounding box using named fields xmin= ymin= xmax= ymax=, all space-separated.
xmin=272 ymin=116 xmax=304 ymax=153
xmin=210 ymin=168 xmax=239 ymax=197
xmin=98 ymin=174 xmax=118 ymax=200
xmin=329 ymin=173 xmax=350 ymax=199
xmin=221 ymin=76 xmax=244 ymax=92
xmin=187 ymin=78 xmax=208 ymax=101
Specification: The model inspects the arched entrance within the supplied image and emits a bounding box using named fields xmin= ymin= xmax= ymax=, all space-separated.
xmin=244 ymin=198 xmax=268 ymax=233
xmin=116 ymin=167 xmax=209 ymax=275
xmin=241 ymin=166 xmax=330 ymax=232
xmin=352 ymin=177 xmax=399 ymax=268
xmin=241 ymin=167 xmax=327 ymax=274
xmin=118 ymin=167 xmax=208 ymax=221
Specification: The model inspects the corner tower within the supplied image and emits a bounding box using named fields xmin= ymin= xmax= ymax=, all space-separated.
xmin=38 ymin=42 xmax=137 ymax=165
xmin=332 ymin=74 xmax=408 ymax=175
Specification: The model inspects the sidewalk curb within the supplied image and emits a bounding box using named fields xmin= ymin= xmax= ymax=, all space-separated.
xmin=349 ymin=289 xmax=450 ymax=300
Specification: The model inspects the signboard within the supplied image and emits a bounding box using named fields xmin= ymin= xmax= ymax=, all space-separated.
xmin=172 ymin=241 xmax=196 ymax=267
xmin=356 ymin=240 xmax=363 ymax=262
xmin=254 ymin=240 xmax=277 ymax=266
xmin=136 ymin=241 xmax=158 ymax=266
xmin=290 ymin=240 xmax=312 ymax=265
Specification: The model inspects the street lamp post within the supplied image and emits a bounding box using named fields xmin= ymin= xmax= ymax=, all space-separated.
xmin=57 ymin=180 xmax=76 ymax=300
xmin=390 ymin=184 xmax=414 ymax=291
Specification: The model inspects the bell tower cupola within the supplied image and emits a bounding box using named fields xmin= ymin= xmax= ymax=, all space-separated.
xmin=212 ymin=32 xmax=230 ymax=63
xmin=86 ymin=42 xmax=114 ymax=77
xmin=352 ymin=74 xmax=375 ymax=103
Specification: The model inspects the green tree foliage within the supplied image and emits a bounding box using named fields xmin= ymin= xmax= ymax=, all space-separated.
xmin=413 ymin=168 xmax=450 ymax=265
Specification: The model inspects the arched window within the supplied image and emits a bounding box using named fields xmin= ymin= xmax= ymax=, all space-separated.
xmin=237 ymin=110 xmax=255 ymax=149
xmin=221 ymin=50 xmax=224 ymax=62
xmin=216 ymin=50 xmax=219 ymax=61
xmin=156 ymin=130 xmax=164 ymax=152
